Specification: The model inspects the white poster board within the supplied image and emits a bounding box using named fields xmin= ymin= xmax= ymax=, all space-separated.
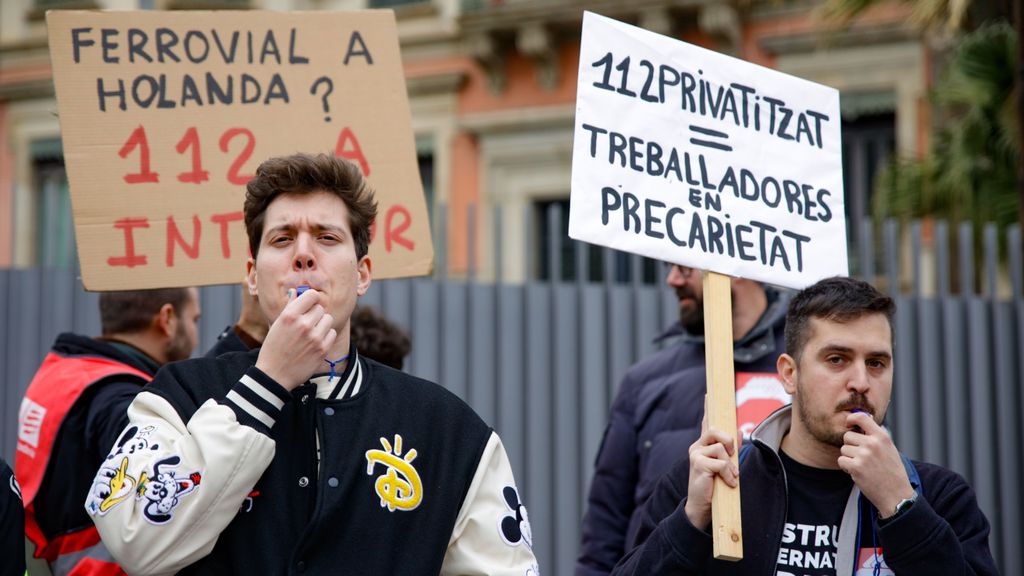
xmin=570 ymin=11 xmax=848 ymax=289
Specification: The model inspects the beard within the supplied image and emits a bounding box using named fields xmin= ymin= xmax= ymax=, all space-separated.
xmin=795 ymin=378 xmax=878 ymax=448
xmin=677 ymin=287 xmax=705 ymax=335
xmin=164 ymin=322 xmax=193 ymax=363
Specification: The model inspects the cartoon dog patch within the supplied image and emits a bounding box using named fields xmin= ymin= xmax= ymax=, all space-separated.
xmin=136 ymin=455 xmax=201 ymax=525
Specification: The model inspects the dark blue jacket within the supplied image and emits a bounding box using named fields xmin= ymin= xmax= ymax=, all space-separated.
xmin=611 ymin=407 xmax=999 ymax=575
xmin=577 ymin=288 xmax=790 ymax=576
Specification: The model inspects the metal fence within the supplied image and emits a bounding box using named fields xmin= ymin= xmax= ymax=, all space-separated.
xmin=2 ymin=216 xmax=1022 ymax=575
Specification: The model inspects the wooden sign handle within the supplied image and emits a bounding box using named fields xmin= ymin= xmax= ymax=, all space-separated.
xmin=703 ymin=270 xmax=743 ymax=561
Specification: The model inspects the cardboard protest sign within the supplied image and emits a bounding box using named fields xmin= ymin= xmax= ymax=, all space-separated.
xmin=570 ymin=11 xmax=848 ymax=290
xmin=47 ymin=10 xmax=433 ymax=291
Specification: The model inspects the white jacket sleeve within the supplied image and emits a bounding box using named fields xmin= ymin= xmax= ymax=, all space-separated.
xmin=440 ymin=432 xmax=540 ymax=576
xmin=85 ymin=374 xmax=279 ymax=575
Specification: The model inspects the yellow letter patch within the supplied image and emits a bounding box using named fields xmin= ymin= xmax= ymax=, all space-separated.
xmin=365 ymin=434 xmax=422 ymax=512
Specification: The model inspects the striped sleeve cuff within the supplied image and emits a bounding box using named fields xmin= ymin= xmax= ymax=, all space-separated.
xmin=219 ymin=367 xmax=291 ymax=435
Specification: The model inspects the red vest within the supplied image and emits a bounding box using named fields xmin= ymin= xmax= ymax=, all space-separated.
xmin=16 ymin=352 xmax=150 ymax=576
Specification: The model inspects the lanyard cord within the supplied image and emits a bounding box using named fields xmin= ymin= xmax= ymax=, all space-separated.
xmin=855 ymin=497 xmax=883 ymax=576
xmin=324 ymin=354 xmax=350 ymax=381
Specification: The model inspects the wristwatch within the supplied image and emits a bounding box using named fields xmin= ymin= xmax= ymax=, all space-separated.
xmin=880 ymin=494 xmax=917 ymax=524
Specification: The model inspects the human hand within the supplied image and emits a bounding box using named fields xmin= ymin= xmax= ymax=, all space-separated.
xmin=684 ymin=405 xmax=740 ymax=531
xmin=838 ymin=411 xmax=915 ymax=518
xmin=255 ymin=288 xmax=336 ymax=390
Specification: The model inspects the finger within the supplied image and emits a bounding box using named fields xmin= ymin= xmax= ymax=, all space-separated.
xmin=837 ymin=455 xmax=854 ymax=473
xmin=847 ymin=411 xmax=879 ymax=434
xmin=700 ymin=428 xmax=737 ymax=456
xmin=695 ymin=442 xmax=734 ymax=465
xmin=698 ymin=455 xmax=739 ymax=487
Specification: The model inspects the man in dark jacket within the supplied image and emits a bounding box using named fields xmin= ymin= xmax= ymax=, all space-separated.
xmin=577 ymin=265 xmax=790 ymax=575
xmin=612 ymin=276 xmax=998 ymax=575
xmin=15 ymin=288 xmax=200 ymax=574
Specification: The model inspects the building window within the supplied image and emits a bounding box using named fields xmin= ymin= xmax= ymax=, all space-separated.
xmin=533 ymin=199 xmax=657 ymax=284
xmin=31 ymin=140 xmax=75 ymax=268
xmin=841 ymin=93 xmax=896 ymax=244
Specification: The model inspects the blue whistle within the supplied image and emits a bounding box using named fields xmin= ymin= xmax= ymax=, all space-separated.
xmin=296 ymin=285 xmax=311 ymax=296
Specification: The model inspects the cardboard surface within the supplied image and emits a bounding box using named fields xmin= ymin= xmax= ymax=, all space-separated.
xmin=47 ymin=10 xmax=433 ymax=290
xmin=570 ymin=12 xmax=848 ymax=290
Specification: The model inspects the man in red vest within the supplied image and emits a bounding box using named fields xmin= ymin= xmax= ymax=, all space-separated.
xmin=16 ymin=288 xmax=201 ymax=576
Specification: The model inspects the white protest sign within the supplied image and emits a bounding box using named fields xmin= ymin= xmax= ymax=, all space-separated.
xmin=570 ymin=11 xmax=848 ymax=290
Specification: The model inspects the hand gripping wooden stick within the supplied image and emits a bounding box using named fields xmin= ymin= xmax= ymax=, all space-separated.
xmin=702 ymin=270 xmax=743 ymax=561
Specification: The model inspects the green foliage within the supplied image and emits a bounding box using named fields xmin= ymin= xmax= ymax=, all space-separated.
xmin=872 ymin=21 xmax=1019 ymax=233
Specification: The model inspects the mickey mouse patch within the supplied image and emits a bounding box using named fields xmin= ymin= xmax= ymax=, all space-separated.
xmin=498 ymin=485 xmax=533 ymax=550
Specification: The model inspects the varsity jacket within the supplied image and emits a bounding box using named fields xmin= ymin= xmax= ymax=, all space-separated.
xmin=87 ymin=345 xmax=539 ymax=576
xmin=16 ymin=333 xmax=158 ymax=574
xmin=577 ymin=287 xmax=790 ymax=576
xmin=1 ymin=458 xmax=26 ymax=576
xmin=611 ymin=406 xmax=999 ymax=575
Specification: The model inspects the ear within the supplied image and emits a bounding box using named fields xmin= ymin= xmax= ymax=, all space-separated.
xmin=356 ymin=255 xmax=372 ymax=297
xmin=246 ymin=257 xmax=258 ymax=297
xmin=155 ymin=303 xmax=176 ymax=339
xmin=777 ymin=353 xmax=798 ymax=395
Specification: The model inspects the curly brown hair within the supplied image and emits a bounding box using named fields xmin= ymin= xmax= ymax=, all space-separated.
xmin=244 ymin=153 xmax=378 ymax=260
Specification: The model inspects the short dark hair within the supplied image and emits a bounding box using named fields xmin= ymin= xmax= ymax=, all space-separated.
xmin=99 ymin=288 xmax=192 ymax=335
xmin=244 ymin=153 xmax=378 ymax=261
xmin=351 ymin=306 xmax=411 ymax=370
xmin=784 ymin=276 xmax=895 ymax=362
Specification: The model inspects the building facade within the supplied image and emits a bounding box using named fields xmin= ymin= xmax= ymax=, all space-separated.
xmin=0 ymin=0 xmax=928 ymax=280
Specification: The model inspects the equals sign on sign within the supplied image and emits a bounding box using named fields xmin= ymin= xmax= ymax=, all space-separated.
xmin=689 ymin=125 xmax=733 ymax=152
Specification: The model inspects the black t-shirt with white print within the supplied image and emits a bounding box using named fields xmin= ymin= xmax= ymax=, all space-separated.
xmin=777 ymin=449 xmax=850 ymax=575
xmin=777 ymin=450 xmax=896 ymax=576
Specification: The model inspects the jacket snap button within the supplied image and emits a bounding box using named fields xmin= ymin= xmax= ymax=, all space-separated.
xmin=324 ymin=407 xmax=335 ymax=416
xmin=298 ymin=476 xmax=309 ymax=488
xmin=328 ymin=477 xmax=339 ymax=488
xmin=296 ymin=560 xmax=306 ymax=572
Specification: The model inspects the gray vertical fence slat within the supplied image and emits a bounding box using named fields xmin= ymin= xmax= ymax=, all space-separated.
xmin=959 ymin=221 xmax=974 ymax=296
xmin=911 ymin=221 xmax=923 ymax=296
xmin=984 ymin=224 xmax=998 ymax=299
xmin=607 ymin=285 xmax=635 ymax=408
xmin=993 ymin=300 xmax=1021 ymax=576
xmin=43 ymin=268 xmax=74 ymax=358
xmin=380 ymin=280 xmax=413 ymax=338
xmin=967 ymin=297 xmax=1000 ymax=568
xmin=468 ymin=283 xmax=496 ymax=425
xmin=6 ymin=271 xmax=42 ymax=467
xmin=1009 ymin=224 xmax=1021 ymax=296
xmin=408 ymin=279 xmax=440 ymax=383
xmin=892 ymin=296 xmax=920 ymax=458
xmin=942 ymin=296 xmax=971 ymax=481
xmin=936 ymin=221 xmax=950 ymax=298
xmin=496 ymin=284 xmax=525 ymax=486
xmin=916 ymin=297 xmax=945 ymax=465
xmin=884 ymin=219 xmax=899 ymax=293
xmin=441 ymin=282 xmax=468 ymax=401
xmin=553 ymin=284 xmax=580 ymax=576
xmin=580 ymin=284 xmax=607 ymax=499
xmin=524 ymin=283 xmax=553 ymax=573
